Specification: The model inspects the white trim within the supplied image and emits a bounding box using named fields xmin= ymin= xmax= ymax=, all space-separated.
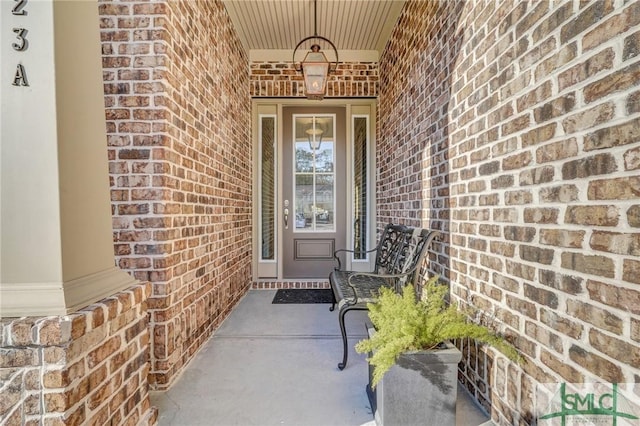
xmin=250 ymin=49 xmax=379 ymax=63
xmin=1 ymin=267 xmax=137 ymax=317
xmin=1 ymin=282 xmax=67 ymax=317
xmin=255 ymin=105 xmax=279 ymax=278
xmin=277 ymin=104 xmax=284 ymax=279
xmin=344 ymin=104 xmax=353 ymax=271
xmin=63 ymin=267 xmax=138 ymax=313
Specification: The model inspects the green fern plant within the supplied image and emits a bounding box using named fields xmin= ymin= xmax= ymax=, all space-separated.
xmin=355 ymin=276 xmax=520 ymax=388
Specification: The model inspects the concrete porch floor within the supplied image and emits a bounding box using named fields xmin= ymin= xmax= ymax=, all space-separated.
xmin=150 ymin=290 xmax=492 ymax=426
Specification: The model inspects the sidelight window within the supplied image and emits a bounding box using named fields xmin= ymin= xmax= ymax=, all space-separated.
xmin=352 ymin=115 xmax=369 ymax=260
xmin=259 ymin=115 xmax=276 ymax=261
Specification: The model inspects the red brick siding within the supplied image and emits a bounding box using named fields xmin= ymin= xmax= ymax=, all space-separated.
xmin=379 ymin=0 xmax=640 ymax=424
xmin=0 ymin=284 xmax=154 ymax=425
xmin=250 ymin=61 xmax=378 ymax=97
xmin=100 ymin=0 xmax=251 ymax=389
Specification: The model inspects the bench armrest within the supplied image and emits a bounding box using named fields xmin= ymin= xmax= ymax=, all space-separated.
xmin=333 ymin=247 xmax=379 ymax=271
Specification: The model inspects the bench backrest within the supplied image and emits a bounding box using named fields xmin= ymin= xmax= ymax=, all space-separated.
xmin=372 ymin=224 xmax=407 ymax=273
xmin=374 ymin=224 xmax=440 ymax=290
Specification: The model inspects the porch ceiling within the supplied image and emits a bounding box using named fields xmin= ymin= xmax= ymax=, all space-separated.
xmin=222 ymin=0 xmax=406 ymax=58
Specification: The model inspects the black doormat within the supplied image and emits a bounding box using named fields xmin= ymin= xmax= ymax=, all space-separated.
xmin=272 ymin=289 xmax=334 ymax=304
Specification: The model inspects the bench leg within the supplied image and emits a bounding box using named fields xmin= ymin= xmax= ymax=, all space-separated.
xmin=338 ymin=307 xmax=349 ymax=370
xmin=329 ymin=291 xmax=337 ymax=312
xmin=337 ymin=305 xmax=368 ymax=370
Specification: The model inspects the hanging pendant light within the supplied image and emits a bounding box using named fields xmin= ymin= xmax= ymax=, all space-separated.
xmin=293 ymin=0 xmax=339 ymax=100
xmin=306 ymin=117 xmax=323 ymax=150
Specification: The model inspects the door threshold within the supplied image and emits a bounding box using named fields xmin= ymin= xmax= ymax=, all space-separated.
xmin=252 ymin=279 xmax=330 ymax=290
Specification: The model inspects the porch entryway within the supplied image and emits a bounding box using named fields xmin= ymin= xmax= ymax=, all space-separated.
xmin=254 ymin=100 xmax=377 ymax=281
xmin=150 ymin=290 xmax=491 ymax=425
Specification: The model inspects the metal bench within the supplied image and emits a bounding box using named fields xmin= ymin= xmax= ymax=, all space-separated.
xmin=329 ymin=223 xmax=441 ymax=369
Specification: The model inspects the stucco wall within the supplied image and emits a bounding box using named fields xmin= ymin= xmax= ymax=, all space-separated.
xmin=378 ymin=0 xmax=640 ymax=423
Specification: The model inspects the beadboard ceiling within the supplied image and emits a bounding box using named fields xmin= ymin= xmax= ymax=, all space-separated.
xmin=222 ymin=0 xmax=406 ymax=60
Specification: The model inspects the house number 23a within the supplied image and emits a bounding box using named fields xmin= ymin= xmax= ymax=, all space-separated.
xmin=11 ymin=0 xmax=29 ymax=86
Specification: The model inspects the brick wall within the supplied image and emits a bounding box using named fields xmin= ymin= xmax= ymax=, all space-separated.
xmin=100 ymin=0 xmax=251 ymax=389
xmin=379 ymin=0 xmax=640 ymax=424
xmin=250 ymin=61 xmax=378 ymax=97
xmin=0 ymin=283 xmax=154 ymax=425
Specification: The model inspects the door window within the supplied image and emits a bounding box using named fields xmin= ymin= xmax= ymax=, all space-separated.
xmin=293 ymin=115 xmax=335 ymax=232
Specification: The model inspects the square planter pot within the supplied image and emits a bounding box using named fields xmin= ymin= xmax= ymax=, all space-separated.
xmin=366 ymin=327 xmax=463 ymax=426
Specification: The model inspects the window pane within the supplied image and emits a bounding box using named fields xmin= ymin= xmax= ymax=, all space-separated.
xmin=316 ymin=174 xmax=334 ymax=231
xmin=261 ymin=116 xmax=275 ymax=260
xmin=353 ymin=117 xmax=367 ymax=259
xmin=295 ymin=142 xmax=314 ymax=173
xmin=315 ymin=143 xmax=334 ymax=172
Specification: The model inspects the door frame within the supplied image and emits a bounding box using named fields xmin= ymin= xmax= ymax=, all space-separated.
xmin=252 ymin=98 xmax=377 ymax=281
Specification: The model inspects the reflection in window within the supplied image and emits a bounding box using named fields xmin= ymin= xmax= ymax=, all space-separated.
xmin=294 ymin=115 xmax=335 ymax=232
xmin=260 ymin=116 xmax=275 ymax=260
xmin=353 ymin=116 xmax=368 ymax=259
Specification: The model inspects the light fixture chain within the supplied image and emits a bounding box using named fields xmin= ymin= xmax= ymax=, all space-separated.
xmin=313 ymin=0 xmax=318 ymax=37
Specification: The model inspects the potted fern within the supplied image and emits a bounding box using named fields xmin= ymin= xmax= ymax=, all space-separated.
xmin=355 ymin=276 xmax=519 ymax=426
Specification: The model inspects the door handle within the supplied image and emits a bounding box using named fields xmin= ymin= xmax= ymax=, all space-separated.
xmin=284 ymin=208 xmax=289 ymax=229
